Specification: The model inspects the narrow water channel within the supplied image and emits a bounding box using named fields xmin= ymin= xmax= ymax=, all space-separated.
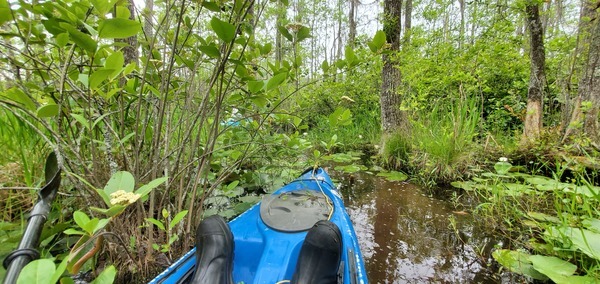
xmin=331 ymin=170 xmax=505 ymax=283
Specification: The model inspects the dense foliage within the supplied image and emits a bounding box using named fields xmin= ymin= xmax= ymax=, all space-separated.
xmin=0 ymin=0 xmax=598 ymax=282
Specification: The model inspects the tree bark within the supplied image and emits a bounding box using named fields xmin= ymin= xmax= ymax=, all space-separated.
xmin=348 ymin=0 xmax=357 ymax=47
xmin=404 ymin=0 xmax=412 ymax=44
xmin=563 ymin=0 xmax=599 ymax=144
xmin=380 ymin=0 xmax=406 ymax=133
xmin=522 ymin=3 xmax=547 ymax=142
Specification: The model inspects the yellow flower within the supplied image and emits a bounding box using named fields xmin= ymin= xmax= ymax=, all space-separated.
xmin=109 ymin=190 xmax=141 ymax=205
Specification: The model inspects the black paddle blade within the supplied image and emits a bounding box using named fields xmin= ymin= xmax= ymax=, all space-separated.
xmin=40 ymin=152 xmax=61 ymax=203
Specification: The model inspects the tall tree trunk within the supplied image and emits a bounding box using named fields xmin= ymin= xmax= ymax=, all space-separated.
xmin=143 ymin=0 xmax=154 ymax=40
xmin=522 ymin=3 xmax=547 ymax=142
xmin=348 ymin=0 xmax=357 ymax=47
xmin=404 ymin=0 xmax=412 ymax=44
xmin=458 ymin=0 xmax=464 ymax=47
xmin=563 ymin=0 xmax=599 ymax=145
xmin=117 ymin=0 xmax=139 ymax=65
xmin=380 ymin=0 xmax=406 ymax=133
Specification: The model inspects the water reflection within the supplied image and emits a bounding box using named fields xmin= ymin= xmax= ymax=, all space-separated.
xmin=333 ymin=171 xmax=502 ymax=283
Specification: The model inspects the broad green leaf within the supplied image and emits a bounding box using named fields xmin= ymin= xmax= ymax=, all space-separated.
xmin=135 ymin=176 xmax=168 ymax=197
xmin=277 ymin=25 xmax=293 ymax=42
xmin=98 ymin=18 xmax=141 ymax=39
xmin=73 ymin=210 xmax=91 ymax=230
xmin=247 ymin=80 xmax=264 ymax=93
xmin=82 ymin=218 xmax=99 ymax=235
xmin=169 ymin=210 xmax=189 ymax=230
xmin=146 ymin=218 xmax=165 ymax=231
xmin=335 ymin=164 xmax=366 ymax=174
xmin=104 ymin=171 xmax=135 ymax=195
xmin=345 ymin=46 xmax=356 ymax=65
xmin=59 ymin=23 xmax=97 ymax=53
xmin=202 ymin=1 xmax=221 ymax=12
xmin=260 ymin=43 xmax=272 ymax=55
xmin=55 ymin=33 xmax=70 ymax=47
xmin=90 ymin=205 xmax=127 ymax=217
xmin=547 ymin=227 xmax=600 ymax=259
xmin=582 ymin=218 xmax=600 ymax=234
xmin=90 ymin=0 xmax=117 ymax=16
xmin=494 ymin=161 xmax=512 ymax=175
xmin=93 ymin=218 xmax=110 ymax=234
xmin=89 ymin=69 xmax=114 ymax=89
xmin=50 ymin=257 xmax=69 ymax=284
xmin=368 ymin=30 xmax=386 ymax=52
xmin=210 ymin=17 xmax=236 ymax=42
xmin=266 ymin=72 xmax=288 ymax=91
xmin=377 ymin=171 xmax=408 ymax=182
xmin=527 ymin=212 xmax=561 ymax=224
xmin=296 ymin=26 xmax=311 ymax=42
xmin=226 ymin=181 xmax=240 ymax=191
xmin=321 ymin=60 xmax=329 ymax=73
xmin=105 ymin=51 xmax=124 ymax=75
xmin=2 ymin=87 xmax=36 ymax=111
xmin=63 ymin=228 xmax=85 ymax=235
xmin=115 ymin=5 xmax=130 ymax=19
xmin=17 ymin=259 xmax=55 ymax=284
xmin=529 ymin=255 xmax=577 ymax=284
xmin=90 ymin=265 xmax=116 ymax=284
xmin=199 ymin=45 xmax=221 ymax=59
xmin=37 ymin=104 xmax=59 ymax=118
xmin=0 ymin=0 xmax=12 ymax=26
xmin=492 ymin=250 xmax=548 ymax=280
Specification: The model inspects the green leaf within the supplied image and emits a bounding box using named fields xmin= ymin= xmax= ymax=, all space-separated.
xmin=146 ymin=218 xmax=165 ymax=231
xmin=202 ymin=1 xmax=221 ymax=12
xmin=529 ymin=255 xmax=577 ymax=284
xmin=247 ymin=80 xmax=265 ymax=93
xmin=277 ymin=25 xmax=293 ymax=42
xmin=2 ymin=87 xmax=37 ymax=111
xmin=210 ymin=17 xmax=236 ymax=42
xmin=0 ymin=0 xmax=12 ymax=26
xmin=345 ymin=45 xmax=356 ymax=64
xmin=169 ymin=210 xmax=188 ymax=230
xmin=55 ymin=33 xmax=70 ymax=47
xmin=296 ymin=26 xmax=311 ymax=42
xmin=36 ymin=104 xmax=59 ymax=118
xmin=89 ymin=69 xmax=114 ymax=89
xmin=377 ymin=171 xmax=408 ymax=182
xmin=266 ymin=72 xmax=288 ymax=91
xmin=73 ymin=210 xmax=91 ymax=230
xmin=105 ymin=51 xmax=124 ymax=74
xmin=98 ymin=18 xmax=141 ymax=39
xmin=63 ymin=228 xmax=85 ymax=235
xmin=90 ymin=205 xmax=127 ymax=217
xmin=91 ymin=265 xmax=116 ymax=284
xmin=547 ymin=227 xmax=600 ymax=259
xmin=93 ymin=218 xmax=110 ymax=234
xmin=199 ymin=45 xmax=221 ymax=59
xmin=369 ymin=30 xmax=386 ymax=52
xmin=527 ymin=212 xmax=561 ymax=224
xmin=90 ymin=0 xmax=119 ymax=16
xmin=104 ymin=171 xmax=135 ymax=196
xmin=59 ymin=23 xmax=97 ymax=53
xmin=321 ymin=60 xmax=329 ymax=73
xmin=17 ymin=259 xmax=56 ymax=284
xmin=82 ymin=218 xmax=99 ymax=235
xmin=494 ymin=161 xmax=512 ymax=175
xmin=50 ymin=257 xmax=69 ymax=284
xmin=135 ymin=176 xmax=168 ymax=198
xmin=492 ymin=250 xmax=548 ymax=280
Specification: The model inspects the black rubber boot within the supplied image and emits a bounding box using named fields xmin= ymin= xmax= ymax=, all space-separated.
xmin=292 ymin=220 xmax=342 ymax=284
xmin=190 ymin=215 xmax=234 ymax=284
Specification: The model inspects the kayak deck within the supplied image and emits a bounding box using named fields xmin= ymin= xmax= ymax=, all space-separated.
xmin=149 ymin=168 xmax=367 ymax=284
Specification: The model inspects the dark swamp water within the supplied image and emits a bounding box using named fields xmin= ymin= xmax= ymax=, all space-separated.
xmin=331 ymin=170 xmax=518 ymax=284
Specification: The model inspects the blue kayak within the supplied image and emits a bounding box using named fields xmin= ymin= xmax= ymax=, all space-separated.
xmin=149 ymin=167 xmax=368 ymax=284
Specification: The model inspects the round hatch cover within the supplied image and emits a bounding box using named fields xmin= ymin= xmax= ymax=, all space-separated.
xmin=260 ymin=190 xmax=332 ymax=232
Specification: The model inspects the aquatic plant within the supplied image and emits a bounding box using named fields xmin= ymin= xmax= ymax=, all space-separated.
xmin=452 ymin=159 xmax=600 ymax=282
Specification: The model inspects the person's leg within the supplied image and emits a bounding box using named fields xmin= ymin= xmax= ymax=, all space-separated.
xmin=191 ymin=215 xmax=234 ymax=284
xmin=292 ymin=220 xmax=342 ymax=284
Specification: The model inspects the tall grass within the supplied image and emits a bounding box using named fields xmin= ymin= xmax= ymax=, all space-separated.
xmin=383 ymin=96 xmax=482 ymax=185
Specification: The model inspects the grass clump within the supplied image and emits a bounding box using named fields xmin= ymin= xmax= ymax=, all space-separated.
xmin=382 ymin=96 xmax=482 ymax=186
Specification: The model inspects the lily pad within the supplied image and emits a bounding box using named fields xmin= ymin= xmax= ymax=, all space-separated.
xmin=492 ymin=249 xmax=548 ymax=280
xmin=529 ymin=255 xmax=576 ymax=284
xmin=527 ymin=212 xmax=561 ymax=224
xmin=376 ymin=171 xmax=408 ymax=182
